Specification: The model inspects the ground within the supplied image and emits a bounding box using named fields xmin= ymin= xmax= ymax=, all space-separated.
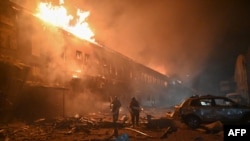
xmin=0 ymin=110 xmax=224 ymax=141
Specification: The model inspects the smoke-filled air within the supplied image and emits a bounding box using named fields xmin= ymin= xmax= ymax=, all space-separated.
xmin=8 ymin=0 xmax=250 ymax=116
xmin=12 ymin=0 xmax=250 ymax=86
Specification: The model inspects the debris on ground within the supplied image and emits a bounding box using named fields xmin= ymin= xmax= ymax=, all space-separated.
xmin=199 ymin=121 xmax=224 ymax=134
xmin=124 ymin=127 xmax=154 ymax=138
xmin=0 ymin=109 xmax=224 ymax=141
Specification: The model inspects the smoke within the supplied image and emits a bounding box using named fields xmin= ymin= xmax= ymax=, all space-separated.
xmin=72 ymin=1 xmax=210 ymax=76
xmin=64 ymin=90 xmax=110 ymax=116
xmin=71 ymin=0 xmax=250 ymax=81
xmin=9 ymin=0 xmax=250 ymax=109
xmin=11 ymin=0 xmax=250 ymax=82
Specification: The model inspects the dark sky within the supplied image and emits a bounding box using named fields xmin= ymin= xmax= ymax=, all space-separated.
xmin=15 ymin=0 xmax=250 ymax=94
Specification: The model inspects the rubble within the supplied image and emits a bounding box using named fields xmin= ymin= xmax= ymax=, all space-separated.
xmin=199 ymin=121 xmax=224 ymax=134
xmin=0 ymin=109 xmax=224 ymax=141
xmin=124 ymin=127 xmax=154 ymax=138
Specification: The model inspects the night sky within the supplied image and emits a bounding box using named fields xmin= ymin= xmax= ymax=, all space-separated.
xmin=14 ymin=0 xmax=250 ymax=94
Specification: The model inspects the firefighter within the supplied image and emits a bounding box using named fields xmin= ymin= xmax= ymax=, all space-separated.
xmin=129 ymin=97 xmax=141 ymax=127
xmin=110 ymin=96 xmax=121 ymax=123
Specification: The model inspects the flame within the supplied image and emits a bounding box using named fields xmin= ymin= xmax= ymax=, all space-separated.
xmin=35 ymin=0 xmax=95 ymax=42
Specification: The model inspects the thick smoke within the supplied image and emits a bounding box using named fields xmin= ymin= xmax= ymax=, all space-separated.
xmin=72 ymin=0 xmax=250 ymax=81
xmin=7 ymin=0 xmax=112 ymax=118
xmin=12 ymin=0 xmax=250 ymax=84
xmin=72 ymin=0 xmax=219 ymax=76
xmin=64 ymin=91 xmax=111 ymax=116
xmin=9 ymin=0 xmax=250 ymax=115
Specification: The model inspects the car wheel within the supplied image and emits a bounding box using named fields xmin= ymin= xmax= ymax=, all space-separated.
xmin=185 ymin=115 xmax=201 ymax=129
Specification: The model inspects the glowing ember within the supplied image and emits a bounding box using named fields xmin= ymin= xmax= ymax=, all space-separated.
xmin=35 ymin=0 xmax=95 ymax=42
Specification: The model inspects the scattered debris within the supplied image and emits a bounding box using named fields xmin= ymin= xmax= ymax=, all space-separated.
xmin=200 ymin=121 xmax=223 ymax=134
xmin=0 ymin=110 xmax=224 ymax=141
xmin=146 ymin=116 xmax=176 ymax=129
xmin=124 ymin=127 xmax=154 ymax=138
xmin=120 ymin=114 xmax=129 ymax=124
xmin=160 ymin=126 xmax=178 ymax=139
xmin=160 ymin=126 xmax=171 ymax=139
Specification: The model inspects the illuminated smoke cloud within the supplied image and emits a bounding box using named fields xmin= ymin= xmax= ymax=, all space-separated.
xmin=10 ymin=0 xmax=250 ymax=113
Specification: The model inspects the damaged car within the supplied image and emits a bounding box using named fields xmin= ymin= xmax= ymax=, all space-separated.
xmin=175 ymin=95 xmax=250 ymax=129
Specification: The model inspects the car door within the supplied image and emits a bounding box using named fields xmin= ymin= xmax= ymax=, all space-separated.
xmin=196 ymin=98 xmax=217 ymax=122
xmin=213 ymin=98 xmax=242 ymax=123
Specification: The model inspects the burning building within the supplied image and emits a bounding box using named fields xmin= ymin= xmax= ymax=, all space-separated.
xmin=0 ymin=0 xmax=192 ymax=122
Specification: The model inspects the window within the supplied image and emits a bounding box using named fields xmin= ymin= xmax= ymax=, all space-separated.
xmin=84 ymin=53 xmax=89 ymax=63
xmin=32 ymin=64 xmax=40 ymax=76
xmin=214 ymin=98 xmax=233 ymax=106
xmin=76 ymin=50 xmax=82 ymax=60
xmin=191 ymin=99 xmax=201 ymax=106
xmin=164 ymin=81 xmax=168 ymax=87
xmin=200 ymin=99 xmax=213 ymax=106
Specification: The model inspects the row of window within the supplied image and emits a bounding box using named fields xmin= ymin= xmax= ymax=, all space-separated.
xmin=191 ymin=98 xmax=234 ymax=107
xmin=75 ymin=50 xmax=168 ymax=87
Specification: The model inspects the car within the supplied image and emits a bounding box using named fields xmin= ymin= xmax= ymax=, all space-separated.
xmin=174 ymin=95 xmax=250 ymax=129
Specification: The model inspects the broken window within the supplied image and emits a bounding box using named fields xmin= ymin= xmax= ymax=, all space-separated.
xmin=76 ymin=50 xmax=82 ymax=60
xmin=200 ymin=99 xmax=213 ymax=106
xmin=84 ymin=53 xmax=89 ymax=63
xmin=32 ymin=64 xmax=40 ymax=77
xmin=214 ymin=98 xmax=233 ymax=106
xmin=191 ymin=99 xmax=201 ymax=106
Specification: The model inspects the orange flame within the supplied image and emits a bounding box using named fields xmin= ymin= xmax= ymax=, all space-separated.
xmin=35 ymin=0 xmax=95 ymax=42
